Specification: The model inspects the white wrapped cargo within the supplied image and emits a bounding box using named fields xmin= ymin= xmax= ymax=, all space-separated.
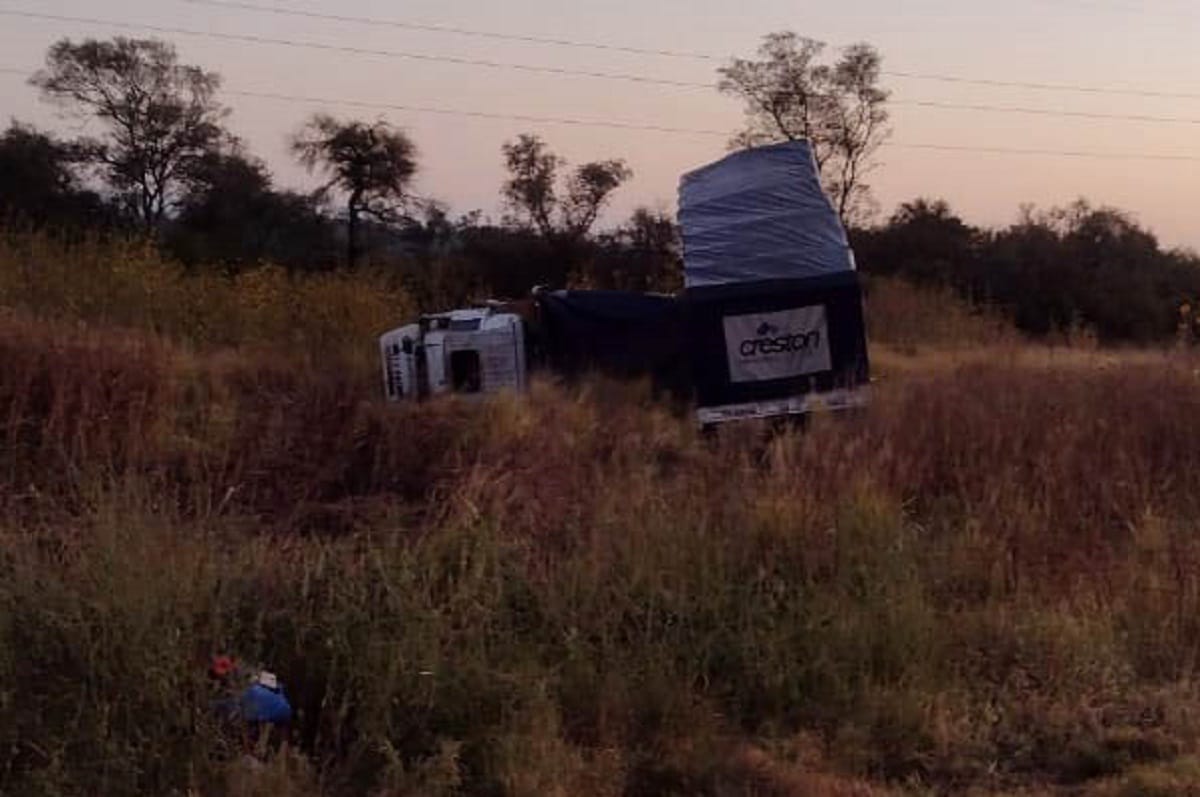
xmin=678 ymin=141 xmax=854 ymax=288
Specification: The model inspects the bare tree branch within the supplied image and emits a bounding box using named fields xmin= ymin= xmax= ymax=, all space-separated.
xmin=501 ymin=134 xmax=631 ymax=251
xmin=718 ymin=33 xmax=891 ymax=226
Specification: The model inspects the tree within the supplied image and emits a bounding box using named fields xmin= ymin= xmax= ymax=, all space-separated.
xmin=867 ymin=198 xmax=980 ymax=286
xmin=719 ymin=32 xmax=890 ymax=225
xmin=501 ymin=134 xmax=632 ymax=248
xmin=588 ymin=208 xmax=682 ymax=292
xmin=1055 ymin=202 xmax=1173 ymax=341
xmin=31 ymin=37 xmax=229 ymax=230
xmin=0 ymin=121 xmax=108 ymax=229
xmin=169 ymin=147 xmax=337 ymax=270
xmin=291 ymin=114 xmax=418 ymax=268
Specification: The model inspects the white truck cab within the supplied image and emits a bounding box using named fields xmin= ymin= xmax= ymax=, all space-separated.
xmin=379 ymin=307 xmax=528 ymax=402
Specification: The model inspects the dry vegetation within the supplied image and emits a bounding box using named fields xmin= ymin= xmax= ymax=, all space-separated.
xmin=0 ymin=227 xmax=415 ymax=357
xmin=4 ymin=231 xmax=1200 ymax=796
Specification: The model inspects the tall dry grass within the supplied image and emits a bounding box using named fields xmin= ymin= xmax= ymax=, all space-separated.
xmin=0 ymin=227 xmax=415 ymax=355
xmin=862 ymin=276 xmax=1018 ymax=350
xmin=7 ymin=227 xmax=1200 ymax=795
xmin=5 ymin=305 xmax=1200 ymax=795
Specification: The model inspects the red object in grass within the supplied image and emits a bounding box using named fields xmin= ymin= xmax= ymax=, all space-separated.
xmin=209 ymin=655 xmax=235 ymax=679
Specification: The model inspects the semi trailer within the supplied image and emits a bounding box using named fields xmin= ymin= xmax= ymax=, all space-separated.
xmin=379 ymin=141 xmax=871 ymax=425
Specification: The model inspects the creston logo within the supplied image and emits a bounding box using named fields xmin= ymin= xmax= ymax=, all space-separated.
xmin=724 ymin=305 xmax=830 ymax=383
xmin=739 ymin=321 xmax=822 ymax=357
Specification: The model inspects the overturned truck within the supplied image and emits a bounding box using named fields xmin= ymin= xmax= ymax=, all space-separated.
xmin=379 ymin=141 xmax=870 ymax=426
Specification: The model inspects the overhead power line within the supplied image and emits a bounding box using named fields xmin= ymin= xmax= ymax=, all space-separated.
xmin=901 ymin=99 xmax=1200 ymax=126
xmin=180 ymin=0 xmax=1200 ymax=101
xmin=887 ymin=142 xmax=1200 ymax=162
xmin=882 ymin=69 xmax=1200 ymax=101
xmin=195 ymin=89 xmax=1200 ymax=161
xmin=1033 ymin=0 xmax=1158 ymax=13
xmin=0 ymin=9 xmax=713 ymax=89
xmin=216 ymin=90 xmax=1200 ymax=160
xmin=2 ymin=66 xmax=1197 ymax=161
xmin=17 ymin=74 xmax=1200 ymax=161
xmin=183 ymin=0 xmax=725 ymax=61
xmin=233 ymin=89 xmax=729 ymax=135
xmin=5 ymin=8 xmax=1200 ymax=128
xmin=0 ymin=66 xmax=729 ymax=134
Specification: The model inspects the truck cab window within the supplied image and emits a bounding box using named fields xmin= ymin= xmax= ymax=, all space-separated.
xmin=450 ymin=350 xmax=483 ymax=393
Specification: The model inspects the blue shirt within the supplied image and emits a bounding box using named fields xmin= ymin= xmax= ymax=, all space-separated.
xmin=238 ymin=683 xmax=293 ymax=724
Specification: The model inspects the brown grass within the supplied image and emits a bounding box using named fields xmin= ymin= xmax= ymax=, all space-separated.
xmin=863 ymin=276 xmax=1018 ymax=350
xmin=6 ymin=310 xmax=1200 ymax=795
xmin=0 ymin=227 xmax=415 ymax=355
xmin=7 ymin=230 xmax=1200 ymax=795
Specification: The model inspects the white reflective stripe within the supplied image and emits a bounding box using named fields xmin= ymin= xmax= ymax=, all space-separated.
xmin=695 ymin=387 xmax=869 ymax=426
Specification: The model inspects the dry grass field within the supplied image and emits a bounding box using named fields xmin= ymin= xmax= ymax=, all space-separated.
xmin=4 ymin=230 xmax=1200 ymax=796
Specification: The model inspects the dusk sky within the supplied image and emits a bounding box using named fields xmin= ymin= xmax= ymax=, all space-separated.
xmin=1 ymin=0 xmax=1197 ymax=248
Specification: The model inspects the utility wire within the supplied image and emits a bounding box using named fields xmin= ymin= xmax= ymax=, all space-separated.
xmin=0 ymin=9 xmax=713 ymax=89
xmin=2 ymin=66 xmax=1197 ymax=161
xmin=1032 ymin=0 xmax=1173 ymax=14
xmin=183 ymin=0 xmax=726 ymax=61
xmin=887 ymin=142 xmax=1200 ymax=162
xmin=5 ymin=9 xmax=1200 ymax=127
xmin=230 ymin=88 xmax=732 ymax=136
xmin=221 ymin=90 xmax=1200 ymax=160
xmin=180 ymin=0 xmax=1200 ymax=101
xmin=901 ymin=99 xmax=1200 ymax=125
xmin=882 ymin=69 xmax=1200 ymax=100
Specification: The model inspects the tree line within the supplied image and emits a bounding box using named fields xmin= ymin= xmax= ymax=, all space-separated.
xmin=3 ymin=34 xmax=1198 ymax=343
xmin=853 ymin=199 xmax=1200 ymax=343
xmin=1 ymin=37 xmax=659 ymax=289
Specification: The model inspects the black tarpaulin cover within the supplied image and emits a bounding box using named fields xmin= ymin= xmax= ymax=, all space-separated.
xmin=533 ymin=278 xmax=869 ymax=412
xmin=534 ymin=290 xmax=686 ymax=386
